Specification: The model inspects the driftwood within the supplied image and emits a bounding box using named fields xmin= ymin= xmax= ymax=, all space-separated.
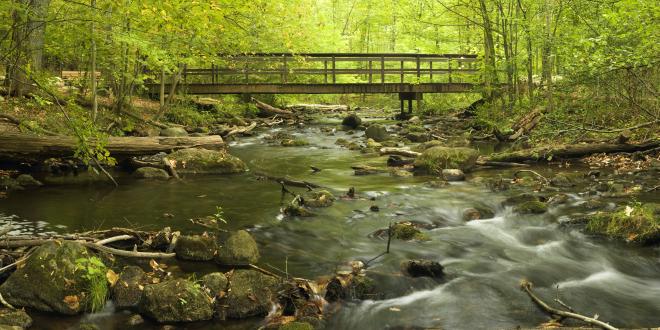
xmin=487 ymin=139 xmax=660 ymax=163
xmin=254 ymin=171 xmax=321 ymax=189
xmin=494 ymin=108 xmax=543 ymax=141
xmin=0 ymin=133 xmax=224 ymax=163
xmin=252 ymin=98 xmax=293 ymax=118
xmin=475 ymin=160 xmax=530 ymax=167
xmin=224 ymin=121 xmax=257 ymax=138
xmin=286 ymin=104 xmax=349 ymax=112
xmin=379 ymin=147 xmax=422 ymax=158
xmin=520 ymin=280 xmax=618 ymax=330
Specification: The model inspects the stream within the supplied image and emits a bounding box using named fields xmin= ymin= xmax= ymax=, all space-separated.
xmin=1 ymin=121 xmax=659 ymax=330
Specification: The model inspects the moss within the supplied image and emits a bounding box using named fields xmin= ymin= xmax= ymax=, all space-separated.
xmin=168 ymin=148 xmax=247 ymax=174
xmin=514 ymin=201 xmax=548 ymax=214
xmin=391 ymin=223 xmax=430 ymax=241
xmin=413 ymin=146 xmax=479 ymax=174
xmin=304 ymin=190 xmax=335 ymax=207
xmin=586 ymin=204 xmax=660 ymax=245
xmin=279 ymin=322 xmax=315 ymax=330
xmin=281 ymin=139 xmax=310 ymax=147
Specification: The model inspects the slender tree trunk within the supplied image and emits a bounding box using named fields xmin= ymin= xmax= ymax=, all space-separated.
xmin=159 ymin=67 xmax=165 ymax=107
xmin=518 ymin=0 xmax=534 ymax=100
xmin=90 ymin=0 xmax=98 ymax=121
xmin=542 ymin=0 xmax=553 ymax=111
xmin=478 ymin=0 xmax=498 ymax=99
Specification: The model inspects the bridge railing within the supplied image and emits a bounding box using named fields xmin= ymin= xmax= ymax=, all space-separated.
xmin=179 ymin=53 xmax=480 ymax=85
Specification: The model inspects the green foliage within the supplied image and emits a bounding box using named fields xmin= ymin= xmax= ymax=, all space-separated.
xmin=75 ymin=256 xmax=108 ymax=313
xmin=213 ymin=206 xmax=228 ymax=224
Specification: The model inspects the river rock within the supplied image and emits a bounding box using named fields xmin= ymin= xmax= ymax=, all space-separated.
xmin=406 ymin=132 xmax=429 ymax=142
xmin=133 ymin=167 xmax=169 ymax=180
xmin=514 ymin=201 xmax=548 ymax=214
xmin=462 ymin=207 xmax=495 ymax=221
xmin=502 ymin=193 xmax=540 ymax=206
xmin=325 ymin=274 xmax=375 ymax=302
xmin=365 ymin=124 xmax=388 ymax=142
xmin=168 ymin=148 xmax=247 ymax=174
xmin=390 ymin=222 xmax=430 ymax=241
xmin=414 ymin=140 xmax=444 ymax=152
xmin=303 ymin=190 xmax=335 ymax=207
xmin=0 ymin=309 xmax=32 ymax=329
xmin=390 ymin=169 xmax=413 ymax=177
xmin=112 ymin=266 xmax=146 ymax=308
xmin=139 ymin=279 xmax=213 ymax=323
xmin=201 ymin=272 xmax=228 ymax=297
xmin=218 ymin=270 xmax=279 ymax=319
xmin=215 ymin=230 xmax=260 ymax=265
xmin=15 ymin=174 xmax=42 ymax=187
xmin=341 ymin=114 xmax=362 ymax=129
xmin=365 ymin=138 xmax=382 ymax=149
xmin=159 ymin=127 xmax=188 ymax=137
xmin=585 ymin=203 xmax=659 ymax=245
xmin=442 ymin=168 xmax=465 ymax=181
xmin=0 ymin=241 xmax=100 ymax=315
xmin=401 ymin=260 xmax=444 ymax=278
xmin=126 ymin=314 xmax=144 ymax=326
xmin=414 ymin=146 xmax=479 ymax=174
xmin=0 ymin=177 xmax=22 ymax=192
xmin=550 ymin=174 xmax=575 ymax=187
xmin=281 ymin=138 xmax=310 ymax=147
xmin=175 ymin=235 xmax=218 ymax=261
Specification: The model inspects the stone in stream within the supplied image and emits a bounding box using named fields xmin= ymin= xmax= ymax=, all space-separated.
xmin=217 ymin=270 xmax=279 ymax=319
xmin=400 ymin=260 xmax=445 ymax=278
xmin=0 ymin=308 xmax=32 ymax=329
xmin=159 ymin=127 xmax=188 ymax=137
xmin=406 ymin=132 xmax=430 ymax=143
xmin=139 ymin=279 xmax=213 ymax=323
xmin=585 ymin=203 xmax=660 ymax=245
xmin=390 ymin=168 xmax=413 ymax=177
xmin=387 ymin=155 xmax=414 ymax=167
xmin=175 ymin=234 xmax=218 ymax=261
xmin=15 ymin=174 xmax=42 ymax=187
xmin=112 ymin=265 xmax=147 ymax=308
xmin=414 ymin=146 xmax=479 ymax=174
xmin=389 ymin=222 xmax=430 ymax=241
xmin=215 ymin=230 xmax=260 ymax=265
xmin=281 ymin=138 xmax=310 ymax=147
xmin=364 ymin=124 xmax=388 ymax=142
xmin=341 ymin=114 xmax=362 ymax=129
xmin=502 ymin=193 xmax=541 ymax=206
xmin=325 ymin=274 xmax=376 ymax=302
xmin=462 ymin=207 xmax=495 ymax=221
xmin=132 ymin=167 xmax=169 ymax=180
xmin=201 ymin=272 xmax=228 ymax=297
xmin=0 ymin=177 xmax=22 ymax=192
xmin=441 ymin=168 xmax=465 ymax=181
xmin=126 ymin=314 xmax=144 ymax=326
xmin=303 ymin=190 xmax=335 ymax=207
xmin=0 ymin=241 xmax=104 ymax=315
xmin=550 ymin=174 xmax=575 ymax=187
xmin=167 ymin=148 xmax=247 ymax=174
xmin=365 ymin=138 xmax=382 ymax=149
xmin=514 ymin=201 xmax=548 ymax=214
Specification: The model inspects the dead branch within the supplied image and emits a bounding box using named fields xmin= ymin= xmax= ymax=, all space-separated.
xmin=224 ymin=121 xmax=257 ymax=138
xmin=379 ymin=147 xmax=421 ymax=158
xmin=520 ymin=279 xmax=618 ymax=330
xmin=252 ymin=98 xmax=293 ymax=118
xmin=83 ymin=242 xmax=175 ymax=258
xmin=95 ymin=235 xmax=134 ymax=246
xmin=514 ymin=169 xmax=550 ymax=183
xmin=254 ymin=171 xmax=321 ymax=189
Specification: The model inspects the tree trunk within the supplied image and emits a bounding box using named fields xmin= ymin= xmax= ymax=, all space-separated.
xmin=542 ymin=0 xmax=553 ymax=111
xmin=478 ymin=0 xmax=498 ymax=98
xmin=90 ymin=0 xmax=98 ymax=121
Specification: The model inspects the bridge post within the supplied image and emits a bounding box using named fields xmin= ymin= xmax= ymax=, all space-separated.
xmin=448 ymin=59 xmax=452 ymax=83
xmin=368 ymin=60 xmax=372 ymax=83
xmin=400 ymin=61 xmax=404 ymax=83
xmin=324 ymin=60 xmax=328 ymax=84
xmin=429 ymin=61 xmax=433 ymax=81
xmin=416 ymin=55 xmax=421 ymax=79
xmin=380 ymin=56 xmax=385 ymax=83
xmin=331 ymin=56 xmax=336 ymax=84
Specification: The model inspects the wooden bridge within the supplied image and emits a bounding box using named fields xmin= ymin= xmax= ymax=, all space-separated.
xmin=147 ymin=53 xmax=481 ymax=112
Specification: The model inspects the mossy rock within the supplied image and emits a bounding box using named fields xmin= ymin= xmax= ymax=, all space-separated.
xmin=586 ymin=204 xmax=660 ymax=245
xmin=133 ymin=167 xmax=169 ymax=180
xmin=0 ymin=241 xmax=102 ymax=315
xmin=0 ymin=177 xmax=22 ymax=192
xmin=365 ymin=124 xmax=388 ymax=142
xmin=347 ymin=142 xmax=361 ymax=150
xmin=215 ymin=230 xmax=260 ymax=265
xmin=391 ymin=223 xmax=430 ymax=241
xmin=15 ymin=174 xmax=42 ymax=187
xmin=303 ymin=190 xmax=335 ymax=208
xmin=201 ymin=272 xmax=228 ymax=297
xmin=279 ymin=322 xmax=315 ymax=330
xmin=175 ymin=235 xmax=218 ymax=261
xmin=406 ymin=132 xmax=430 ymax=143
xmin=159 ymin=127 xmax=188 ymax=137
xmin=514 ymin=201 xmax=548 ymax=214
xmin=139 ymin=279 xmax=213 ymax=323
xmin=502 ymin=193 xmax=540 ymax=206
xmin=341 ymin=114 xmax=362 ymax=129
xmin=219 ymin=270 xmax=279 ymax=319
xmin=550 ymin=174 xmax=575 ymax=187
xmin=112 ymin=266 xmax=146 ymax=308
xmin=414 ymin=146 xmax=479 ymax=174
xmin=168 ymin=148 xmax=247 ymax=174
xmin=334 ymin=138 xmax=350 ymax=146
xmin=281 ymin=139 xmax=310 ymax=147
xmin=413 ymin=140 xmax=444 ymax=152
xmin=283 ymin=205 xmax=315 ymax=217
xmin=365 ymin=138 xmax=382 ymax=149
xmin=0 ymin=308 xmax=32 ymax=328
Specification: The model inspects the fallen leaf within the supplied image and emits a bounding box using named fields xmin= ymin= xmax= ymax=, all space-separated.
xmin=63 ymin=295 xmax=79 ymax=310
xmin=106 ymin=269 xmax=119 ymax=287
xmin=389 ymin=307 xmax=401 ymax=312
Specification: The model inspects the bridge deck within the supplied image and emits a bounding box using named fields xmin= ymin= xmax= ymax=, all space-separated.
xmin=147 ymin=53 xmax=481 ymax=95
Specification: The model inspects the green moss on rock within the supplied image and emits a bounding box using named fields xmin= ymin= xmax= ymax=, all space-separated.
xmin=175 ymin=235 xmax=218 ymax=261
xmin=514 ymin=201 xmax=548 ymax=214
xmin=281 ymin=139 xmax=310 ymax=147
xmin=279 ymin=322 xmax=315 ymax=330
xmin=168 ymin=148 xmax=247 ymax=174
xmin=139 ymin=279 xmax=213 ymax=323
xmin=303 ymin=190 xmax=335 ymax=208
xmin=414 ymin=146 xmax=479 ymax=174
xmin=215 ymin=230 xmax=260 ymax=265
xmin=391 ymin=223 xmax=430 ymax=241
xmin=218 ymin=270 xmax=279 ymax=319
xmin=586 ymin=204 xmax=659 ymax=245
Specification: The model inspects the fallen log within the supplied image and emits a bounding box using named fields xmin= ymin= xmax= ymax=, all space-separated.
xmin=286 ymin=104 xmax=349 ymax=112
xmin=0 ymin=133 xmax=224 ymax=163
xmin=379 ymin=147 xmax=421 ymax=158
xmin=252 ymin=98 xmax=294 ymax=118
xmin=475 ymin=159 xmax=530 ymax=167
xmin=224 ymin=121 xmax=257 ymax=138
xmin=487 ymin=139 xmax=660 ymax=163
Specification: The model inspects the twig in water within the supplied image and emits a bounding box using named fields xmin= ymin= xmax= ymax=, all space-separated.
xmin=365 ymin=223 xmax=393 ymax=267
xmin=520 ymin=279 xmax=618 ymax=330
xmin=514 ymin=169 xmax=549 ymax=184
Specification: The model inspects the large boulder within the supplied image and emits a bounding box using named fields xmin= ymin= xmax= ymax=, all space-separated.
xmin=201 ymin=272 xmax=228 ymax=297
xmin=414 ymin=146 xmax=479 ymax=174
xmin=133 ymin=167 xmax=169 ymax=180
xmin=215 ymin=230 xmax=260 ymax=265
xmin=112 ymin=266 xmax=146 ymax=308
xmin=139 ymin=279 xmax=213 ymax=323
xmin=175 ymin=235 xmax=218 ymax=261
xmin=0 ymin=309 xmax=32 ymax=328
xmin=441 ymin=169 xmax=465 ymax=181
xmin=341 ymin=114 xmax=362 ymax=129
xmin=168 ymin=148 xmax=247 ymax=174
xmin=586 ymin=203 xmax=659 ymax=245
xmin=0 ymin=241 xmax=101 ymax=315
xmin=159 ymin=127 xmax=188 ymax=137
xmin=218 ymin=270 xmax=279 ymax=319
xmin=365 ymin=124 xmax=388 ymax=142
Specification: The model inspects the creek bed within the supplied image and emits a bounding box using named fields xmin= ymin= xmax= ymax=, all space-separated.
xmin=1 ymin=125 xmax=658 ymax=329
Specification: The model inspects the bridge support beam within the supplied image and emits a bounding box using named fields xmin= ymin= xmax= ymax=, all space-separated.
xmin=399 ymin=92 xmax=423 ymax=114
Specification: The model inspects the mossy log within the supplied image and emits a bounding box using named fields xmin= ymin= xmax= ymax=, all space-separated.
xmin=0 ymin=133 xmax=224 ymax=163
xmin=487 ymin=139 xmax=660 ymax=163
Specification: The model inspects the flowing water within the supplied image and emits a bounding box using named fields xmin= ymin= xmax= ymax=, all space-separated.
xmin=1 ymin=123 xmax=659 ymax=330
